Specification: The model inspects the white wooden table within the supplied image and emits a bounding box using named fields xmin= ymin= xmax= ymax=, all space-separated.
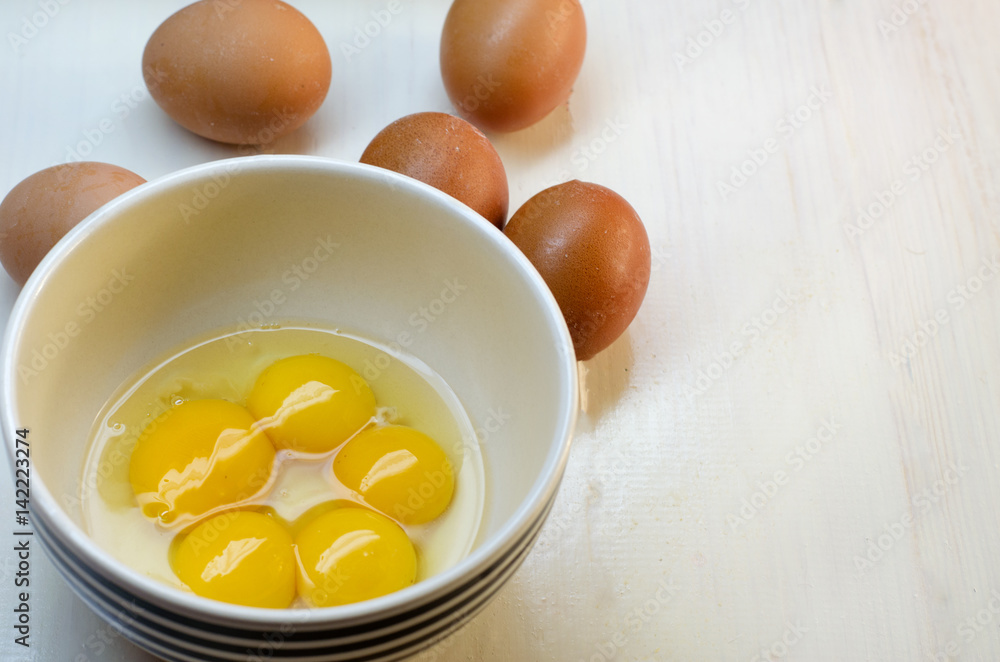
xmin=3 ymin=1 xmax=1000 ymax=660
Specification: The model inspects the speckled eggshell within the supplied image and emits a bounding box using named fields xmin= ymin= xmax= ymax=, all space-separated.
xmin=440 ymin=0 xmax=587 ymax=133
xmin=0 ymin=162 xmax=146 ymax=286
xmin=142 ymin=0 xmax=332 ymax=145
xmin=503 ymin=180 xmax=650 ymax=361
xmin=360 ymin=112 xmax=509 ymax=228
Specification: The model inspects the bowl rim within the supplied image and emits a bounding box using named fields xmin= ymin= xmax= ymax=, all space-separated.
xmin=0 ymin=154 xmax=579 ymax=628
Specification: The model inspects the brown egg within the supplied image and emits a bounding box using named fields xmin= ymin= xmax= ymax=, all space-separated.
xmin=504 ymin=181 xmax=650 ymax=361
xmin=0 ymin=162 xmax=146 ymax=286
xmin=440 ymin=0 xmax=587 ymax=133
xmin=143 ymin=0 xmax=331 ymax=145
xmin=360 ymin=112 xmax=509 ymax=228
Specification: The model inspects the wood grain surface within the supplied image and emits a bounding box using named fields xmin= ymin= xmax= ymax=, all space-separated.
xmin=1 ymin=1 xmax=998 ymax=661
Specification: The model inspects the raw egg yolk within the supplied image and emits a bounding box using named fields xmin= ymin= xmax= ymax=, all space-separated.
xmin=333 ymin=425 xmax=454 ymax=525
xmin=172 ymin=511 xmax=295 ymax=609
xmin=129 ymin=399 xmax=275 ymax=528
xmin=295 ymin=507 xmax=416 ymax=607
xmin=247 ymin=355 xmax=376 ymax=454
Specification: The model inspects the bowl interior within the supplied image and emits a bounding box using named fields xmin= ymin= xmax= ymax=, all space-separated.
xmin=3 ymin=156 xmax=576 ymax=618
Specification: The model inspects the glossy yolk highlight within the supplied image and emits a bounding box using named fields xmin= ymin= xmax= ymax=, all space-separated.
xmin=129 ymin=399 xmax=275 ymax=528
xmin=295 ymin=507 xmax=416 ymax=607
xmin=247 ymin=355 xmax=376 ymax=454
xmin=172 ymin=510 xmax=296 ymax=608
xmin=333 ymin=425 xmax=454 ymax=525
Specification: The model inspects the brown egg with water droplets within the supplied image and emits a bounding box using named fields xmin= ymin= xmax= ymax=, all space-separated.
xmin=503 ymin=181 xmax=651 ymax=361
xmin=360 ymin=112 xmax=509 ymax=229
xmin=0 ymin=162 xmax=146 ymax=286
xmin=440 ymin=0 xmax=587 ymax=133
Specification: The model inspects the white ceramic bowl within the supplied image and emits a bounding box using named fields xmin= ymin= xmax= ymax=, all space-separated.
xmin=0 ymin=156 xmax=577 ymax=661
